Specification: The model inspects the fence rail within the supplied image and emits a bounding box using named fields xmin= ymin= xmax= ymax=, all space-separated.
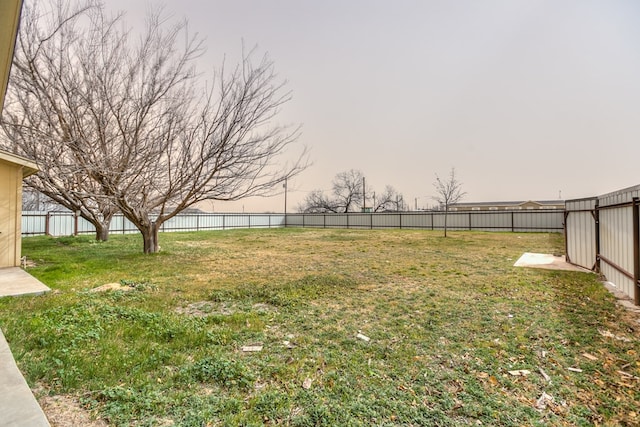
xmin=21 ymin=209 xmax=564 ymax=238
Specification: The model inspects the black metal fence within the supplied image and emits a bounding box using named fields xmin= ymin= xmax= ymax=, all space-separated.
xmin=22 ymin=210 xmax=564 ymax=237
xmin=21 ymin=212 xmax=286 ymax=236
xmin=286 ymin=210 xmax=564 ymax=232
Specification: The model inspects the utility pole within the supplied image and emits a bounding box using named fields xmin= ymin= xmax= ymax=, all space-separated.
xmin=362 ymin=176 xmax=366 ymax=212
xmin=283 ymin=177 xmax=288 ymax=214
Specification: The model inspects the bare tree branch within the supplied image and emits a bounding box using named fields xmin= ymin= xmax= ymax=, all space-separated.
xmin=2 ymin=1 xmax=307 ymax=252
xmin=373 ymin=185 xmax=404 ymax=212
xmin=1 ymin=0 xmax=117 ymax=240
xmin=299 ymin=170 xmax=405 ymax=214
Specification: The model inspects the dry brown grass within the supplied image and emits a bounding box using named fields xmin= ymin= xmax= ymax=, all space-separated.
xmin=2 ymin=228 xmax=637 ymax=426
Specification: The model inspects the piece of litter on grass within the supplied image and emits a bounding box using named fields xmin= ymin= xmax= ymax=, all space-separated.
xmin=508 ymin=314 xmax=514 ymax=319
xmin=356 ymin=333 xmax=370 ymax=342
xmin=567 ymin=367 xmax=583 ymax=373
xmin=582 ymin=353 xmax=598 ymax=361
xmin=508 ymin=370 xmax=531 ymax=377
xmin=302 ymin=378 xmax=313 ymax=390
xmin=535 ymin=392 xmax=554 ymax=410
xmin=617 ymin=370 xmax=640 ymax=379
xmin=242 ymin=345 xmax=263 ymax=352
xmin=598 ymin=329 xmax=632 ymax=342
xmin=538 ymin=367 xmax=551 ymax=383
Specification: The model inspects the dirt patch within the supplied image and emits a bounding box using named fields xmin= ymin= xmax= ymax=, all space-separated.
xmin=251 ymin=302 xmax=277 ymax=313
xmin=38 ymin=394 xmax=107 ymax=427
xmin=603 ymin=281 xmax=640 ymax=325
xmin=89 ymin=283 xmax=135 ymax=293
xmin=176 ymin=301 xmax=233 ymax=317
xmin=175 ymin=301 xmax=277 ymax=317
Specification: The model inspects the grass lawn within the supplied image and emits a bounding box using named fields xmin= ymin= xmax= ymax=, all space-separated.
xmin=0 ymin=228 xmax=638 ymax=426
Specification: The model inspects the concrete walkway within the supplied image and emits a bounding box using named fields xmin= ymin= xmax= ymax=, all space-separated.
xmin=0 ymin=267 xmax=50 ymax=298
xmin=0 ymin=267 xmax=51 ymax=426
xmin=0 ymin=329 xmax=50 ymax=426
xmin=514 ymin=252 xmax=592 ymax=272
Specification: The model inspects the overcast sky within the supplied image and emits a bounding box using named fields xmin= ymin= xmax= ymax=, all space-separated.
xmin=100 ymin=0 xmax=640 ymax=212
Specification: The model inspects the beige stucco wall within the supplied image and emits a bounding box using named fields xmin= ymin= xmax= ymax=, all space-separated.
xmin=0 ymin=160 xmax=23 ymax=267
xmin=1 ymin=0 xmax=27 ymax=268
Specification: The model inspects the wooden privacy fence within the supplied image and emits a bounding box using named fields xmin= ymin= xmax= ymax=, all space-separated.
xmin=22 ymin=209 xmax=564 ymax=238
xmin=565 ymin=185 xmax=640 ymax=305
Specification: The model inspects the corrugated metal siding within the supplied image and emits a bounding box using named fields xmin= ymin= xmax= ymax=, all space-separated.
xmin=470 ymin=212 xmax=511 ymax=231
xmin=600 ymin=205 xmax=634 ymax=298
xmin=283 ymin=214 xmax=299 ymax=226
xmin=372 ymin=213 xmax=401 ymax=228
xmin=194 ymin=214 xmax=224 ymax=230
xmin=325 ymin=214 xmax=347 ymax=228
xmin=47 ymin=212 xmax=74 ymax=236
xmin=347 ymin=214 xmax=371 ymax=228
xmin=23 ymin=210 xmax=564 ymax=237
xmin=21 ymin=212 xmax=47 ymax=235
xmin=444 ymin=212 xmax=468 ymax=230
xmin=598 ymin=186 xmax=640 ymax=300
xmin=565 ymin=198 xmax=597 ymax=270
xmin=599 ymin=185 xmax=640 ymax=206
xmin=300 ymin=214 xmax=324 ymax=227
xmin=566 ymin=185 xmax=640 ymax=302
xmin=109 ymin=215 xmax=139 ymax=234
xmin=400 ymin=213 xmax=430 ymax=229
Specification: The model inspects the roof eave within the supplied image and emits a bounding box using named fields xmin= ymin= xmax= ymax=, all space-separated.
xmin=0 ymin=148 xmax=39 ymax=178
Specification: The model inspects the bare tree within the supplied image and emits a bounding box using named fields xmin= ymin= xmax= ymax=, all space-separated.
xmin=299 ymin=189 xmax=339 ymax=213
xmin=432 ymin=167 xmax=466 ymax=237
xmin=331 ymin=169 xmax=364 ymax=213
xmin=299 ymin=169 xmax=364 ymax=213
xmin=373 ymin=185 xmax=404 ymax=212
xmin=1 ymin=0 xmax=118 ymax=241
xmin=299 ymin=170 xmax=406 ymax=214
xmin=22 ymin=188 xmax=65 ymax=212
xmin=2 ymin=1 xmax=306 ymax=252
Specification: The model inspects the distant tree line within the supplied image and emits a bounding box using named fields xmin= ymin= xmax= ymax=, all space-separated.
xmin=298 ymin=169 xmax=405 ymax=213
xmin=298 ymin=167 xmax=466 ymax=238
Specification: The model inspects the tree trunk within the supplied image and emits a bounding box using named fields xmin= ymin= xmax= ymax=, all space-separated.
xmin=141 ymin=222 xmax=161 ymax=254
xmin=94 ymin=224 xmax=110 ymax=242
xmin=444 ymin=206 xmax=448 ymax=237
xmin=89 ymin=214 xmax=114 ymax=242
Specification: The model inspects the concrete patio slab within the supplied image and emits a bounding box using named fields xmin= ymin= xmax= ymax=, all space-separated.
xmin=0 ymin=267 xmax=50 ymax=298
xmin=514 ymin=252 xmax=592 ymax=273
xmin=0 ymin=328 xmax=50 ymax=426
xmin=0 ymin=268 xmax=51 ymax=425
